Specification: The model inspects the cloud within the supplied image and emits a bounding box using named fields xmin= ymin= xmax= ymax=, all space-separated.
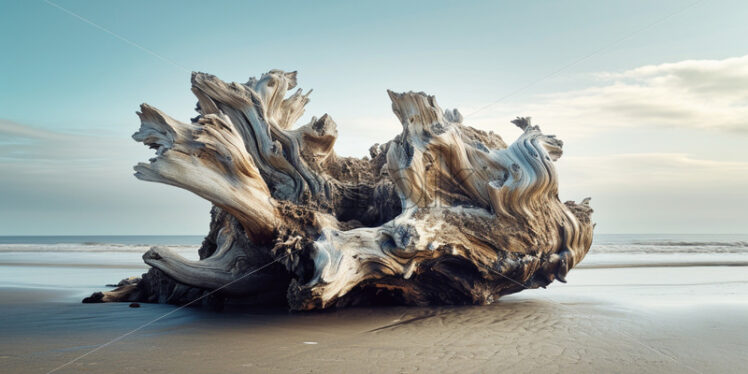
xmin=0 ymin=118 xmax=136 ymax=168
xmin=553 ymin=153 xmax=748 ymax=234
xmin=558 ymin=153 xmax=748 ymax=190
xmin=599 ymin=55 xmax=748 ymax=96
xmin=0 ymin=119 xmax=70 ymax=140
xmin=0 ymin=119 xmax=210 ymax=234
xmin=469 ymin=55 xmax=748 ymax=138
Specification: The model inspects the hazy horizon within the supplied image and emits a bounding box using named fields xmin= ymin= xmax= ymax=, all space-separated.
xmin=2 ymin=233 xmax=747 ymax=237
xmin=2 ymin=0 xmax=747 ymax=235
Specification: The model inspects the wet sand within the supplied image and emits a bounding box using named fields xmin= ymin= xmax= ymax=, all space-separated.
xmin=1 ymin=264 xmax=747 ymax=373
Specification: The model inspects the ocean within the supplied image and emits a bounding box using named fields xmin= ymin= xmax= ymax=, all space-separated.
xmin=3 ymin=233 xmax=747 ymax=252
xmin=0 ymin=234 xmax=746 ymax=300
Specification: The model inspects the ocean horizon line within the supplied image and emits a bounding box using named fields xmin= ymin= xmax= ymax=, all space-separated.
xmin=2 ymin=233 xmax=748 ymax=237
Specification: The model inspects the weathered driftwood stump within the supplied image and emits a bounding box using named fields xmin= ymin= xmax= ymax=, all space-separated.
xmin=85 ymin=70 xmax=594 ymax=310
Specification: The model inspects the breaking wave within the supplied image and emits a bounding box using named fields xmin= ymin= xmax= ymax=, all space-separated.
xmin=592 ymin=241 xmax=748 ymax=254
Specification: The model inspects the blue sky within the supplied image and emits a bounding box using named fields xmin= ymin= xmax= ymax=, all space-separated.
xmin=1 ymin=0 xmax=747 ymax=234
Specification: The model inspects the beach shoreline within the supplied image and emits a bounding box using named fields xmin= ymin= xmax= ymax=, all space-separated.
xmin=1 ymin=263 xmax=747 ymax=374
xmin=1 ymin=235 xmax=747 ymax=373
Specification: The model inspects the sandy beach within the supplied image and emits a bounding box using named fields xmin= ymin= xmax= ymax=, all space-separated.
xmin=4 ymin=1 xmax=748 ymax=372
xmin=1 ymin=238 xmax=747 ymax=374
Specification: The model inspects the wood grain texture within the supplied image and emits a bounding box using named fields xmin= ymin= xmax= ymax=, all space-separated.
xmin=86 ymin=70 xmax=594 ymax=310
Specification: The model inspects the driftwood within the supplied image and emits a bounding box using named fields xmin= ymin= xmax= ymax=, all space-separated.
xmin=84 ymin=70 xmax=594 ymax=310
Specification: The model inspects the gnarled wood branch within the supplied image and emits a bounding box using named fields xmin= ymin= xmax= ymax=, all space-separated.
xmin=86 ymin=70 xmax=594 ymax=310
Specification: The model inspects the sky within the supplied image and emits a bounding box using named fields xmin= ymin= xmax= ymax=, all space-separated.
xmin=1 ymin=0 xmax=747 ymax=235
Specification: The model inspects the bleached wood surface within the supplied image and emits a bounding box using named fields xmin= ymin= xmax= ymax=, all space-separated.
xmin=86 ymin=70 xmax=594 ymax=310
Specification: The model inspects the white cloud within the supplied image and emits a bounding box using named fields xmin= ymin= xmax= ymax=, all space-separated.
xmin=558 ymin=153 xmax=748 ymax=190
xmin=0 ymin=119 xmax=136 ymax=168
xmin=0 ymin=120 xmax=210 ymax=235
xmin=0 ymin=119 xmax=71 ymax=140
xmin=555 ymin=153 xmax=748 ymax=234
xmin=469 ymin=55 xmax=748 ymax=138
